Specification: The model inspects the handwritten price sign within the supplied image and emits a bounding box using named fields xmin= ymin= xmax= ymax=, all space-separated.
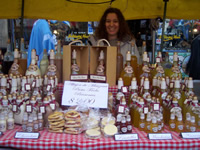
xmin=62 ymin=81 xmax=109 ymax=108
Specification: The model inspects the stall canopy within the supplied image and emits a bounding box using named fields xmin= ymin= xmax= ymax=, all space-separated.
xmin=0 ymin=0 xmax=200 ymax=21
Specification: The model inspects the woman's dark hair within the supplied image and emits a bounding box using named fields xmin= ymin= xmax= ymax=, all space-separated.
xmin=95 ymin=7 xmax=132 ymax=41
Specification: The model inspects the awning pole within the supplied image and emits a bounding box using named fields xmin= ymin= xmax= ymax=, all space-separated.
xmin=160 ymin=0 xmax=169 ymax=52
xmin=20 ymin=0 xmax=24 ymax=39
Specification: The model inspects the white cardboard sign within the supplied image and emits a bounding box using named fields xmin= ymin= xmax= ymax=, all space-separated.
xmin=62 ymin=81 xmax=108 ymax=108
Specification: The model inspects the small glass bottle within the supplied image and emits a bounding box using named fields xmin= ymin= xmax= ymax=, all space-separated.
xmin=116 ymin=114 xmax=122 ymax=133
xmin=176 ymin=115 xmax=184 ymax=133
xmin=150 ymin=117 xmax=158 ymax=133
xmin=116 ymin=78 xmax=124 ymax=106
xmin=40 ymin=49 xmax=49 ymax=77
xmin=26 ymin=49 xmax=41 ymax=76
xmin=22 ymin=113 xmax=28 ymax=131
xmin=10 ymin=76 xmax=18 ymax=95
xmin=190 ymin=116 xmax=196 ymax=132
xmin=55 ymin=40 xmax=63 ymax=83
xmin=145 ymin=113 xmax=151 ymax=133
xmin=19 ymin=38 xmax=27 ymax=72
xmin=26 ymin=115 xmax=34 ymax=132
xmin=128 ymin=77 xmax=138 ymax=106
xmin=185 ymin=112 xmax=191 ymax=132
xmin=38 ymin=113 xmax=44 ymax=131
xmin=7 ymin=112 xmax=14 ymax=130
xmin=71 ymin=49 xmax=80 ymax=75
xmin=120 ymin=116 xmax=128 ymax=134
xmin=0 ymin=75 xmax=7 ymax=96
xmin=120 ymin=51 xmax=135 ymax=86
xmin=126 ymin=115 xmax=132 ymax=133
xmin=96 ymin=50 xmax=105 ymax=76
xmin=45 ymin=50 xmax=60 ymax=79
xmin=116 ymin=41 xmax=123 ymax=83
xmin=33 ymin=113 xmax=39 ymax=132
xmin=3 ymin=39 xmax=14 ymax=74
xmin=9 ymin=48 xmax=24 ymax=76
xmin=0 ymin=114 xmax=7 ymax=132
xmin=138 ymin=113 xmax=145 ymax=131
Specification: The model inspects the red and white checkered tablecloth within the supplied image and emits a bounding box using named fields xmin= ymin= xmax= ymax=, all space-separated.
xmin=0 ymin=125 xmax=200 ymax=150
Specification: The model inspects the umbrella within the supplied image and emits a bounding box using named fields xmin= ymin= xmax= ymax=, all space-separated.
xmin=0 ymin=0 xmax=200 ymax=22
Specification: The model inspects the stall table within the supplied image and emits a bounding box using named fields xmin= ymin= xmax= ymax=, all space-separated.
xmin=0 ymin=83 xmax=200 ymax=149
xmin=0 ymin=125 xmax=200 ymax=150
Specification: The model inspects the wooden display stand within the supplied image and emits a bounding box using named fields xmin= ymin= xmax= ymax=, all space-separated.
xmin=90 ymin=46 xmax=117 ymax=86
xmin=62 ymin=45 xmax=117 ymax=86
xmin=63 ymin=45 xmax=89 ymax=82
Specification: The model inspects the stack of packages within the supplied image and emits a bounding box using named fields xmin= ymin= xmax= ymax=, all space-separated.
xmin=48 ymin=112 xmax=64 ymax=133
xmin=64 ymin=110 xmax=82 ymax=134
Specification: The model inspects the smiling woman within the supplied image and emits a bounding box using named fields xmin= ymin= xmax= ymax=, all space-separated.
xmin=88 ymin=7 xmax=140 ymax=65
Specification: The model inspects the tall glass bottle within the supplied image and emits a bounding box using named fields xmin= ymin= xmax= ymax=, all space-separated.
xmin=45 ymin=49 xmax=60 ymax=79
xmin=152 ymin=57 xmax=165 ymax=78
xmin=19 ymin=38 xmax=27 ymax=72
xmin=138 ymin=52 xmax=152 ymax=86
xmin=71 ymin=49 xmax=80 ymax=75
xmin=130 ymin=42 xmax=138 ymax=77
xmin=3 ymin=39 xmax=14 ymax=74
xmin=116 ymin=78 xmax=125 ymax=106
xmin=120 ymin=51 xmax=135 ymax=86
xmin=8 ymin=49 xmax=24 ymax=76
xmin=55 ymin=40 xmax=63 ymax=83
xmin=128 ymin=77 xmax=138 ymax=106
xmin=26 ymin=49 xmax=41 ymax=76
xmin=165 ymin=52 xmax=182 ymax=79
xmin=162 ymin=52 xmax=172 ymax=75
xmin=116 ymin=41 xmax=123 ymax=83
xmin=173 ymin=77 xmax=183 ymax=108
xmin=40 ymin=49 xmax=49 ymax=77
xmin=96 ymin=50 xmax=105 ymax=76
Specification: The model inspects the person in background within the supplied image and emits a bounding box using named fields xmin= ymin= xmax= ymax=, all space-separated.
xmin=27 ymin=19 xmax=55 ymax=68
xmin=186 ymin=34 xmax=200 ymax=79
xmin=88 ymin=7 xmax=140 ymax=64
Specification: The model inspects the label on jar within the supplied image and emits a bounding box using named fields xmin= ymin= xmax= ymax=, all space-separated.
xmin=127 ymin=125 xmax=132 ymax=131
xmin=7 ymin=121 xmax=14 ymax=130
xmin=34 ymin=123 xmax=39 ymax=130
xmin=152 ymin=127 xmax=158 ymax=132
xmin=39 ymin=122 xmax=43 ymax=129
xmin=170 ymin=123 xmax=175 ymax=129
xmin=124 ymin=66 xmax=133 ymax=74
xmin=22 ymin=124 xmax=27 ymax=131
xmin=121 ymin=127 xmax=128 ymax=133
xmin=178 ymin=125 xmax=184 ymax=130
xmin=0 ymin=123 xmax=6 ymax=131
xmin=26 ymin=126 xmax=33 ymax=132
xmin=140 ymin=123 xmax=145 ymax=129
xmin=190 ymin=126 xmax=196 ymax=132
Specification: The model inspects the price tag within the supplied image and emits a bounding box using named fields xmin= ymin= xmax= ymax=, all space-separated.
xmin=46 ymin=84 xmax=51 ymax=92
xmin=70 ymin=75 xmax=88 ymax=81
xmin=26 ymin=104 xmax=33 ymax=113
xmin=62 ymin=81 xmax=108 ymax=108
xmin=121 ymin=86 xmax=128 ymax=93
xmin=50 ymin=103 xmax=56 ymax=111
xmin=118 ymin=105 xmax=125 ymax=113
xmin=148 ymin=133 xmax=172 ymax=140
xmin=39 ymin=106 xmax=45 ymax=114
xmin=115 ymin=134 xmax=139 ymax=141
xmin=12 ymin=104 xmax=18 ymax=112
xmin=181 ymin=132 xmax=200 ymax=139
xmin=143 ymin=107 xmax=149 ymax=114
xmin=25 ymin=83 xmax=31 ymax=91
xmin=15 ymin=132 xmax=40 ymax=139
xmin=90 ymin=75 xmax=106 ymax=82
xmin=153 ymin=103 xmax=160 ymax=111
xmin=32 ymin=80 xmax=36 ymax=88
